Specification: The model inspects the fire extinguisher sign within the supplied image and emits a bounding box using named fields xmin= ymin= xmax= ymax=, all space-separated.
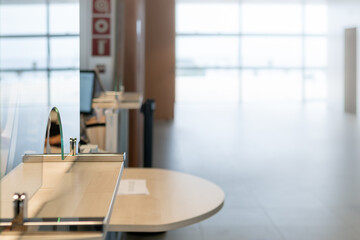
xmin=92 ymin=0 xmax=111 ymax=56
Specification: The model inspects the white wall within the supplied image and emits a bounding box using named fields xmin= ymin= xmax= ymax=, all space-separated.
xmin=327 ymin=0 xmax=360 ymax=111
xmin=80 ymin=0 xmax=117 ymax=91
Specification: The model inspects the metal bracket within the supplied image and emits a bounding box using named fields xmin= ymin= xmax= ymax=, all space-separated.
xmin=10 ymin=193 xmax=27 ymax=231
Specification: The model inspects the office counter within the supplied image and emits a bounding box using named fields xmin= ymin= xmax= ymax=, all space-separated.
xmin=0 ymin=155 xmax=124 ymax=240
xmin=0 ymin=158 xmax=224 ymax=238
xmin=109 ymin=168 xmax=225 ymax=232
xmin=92 ymin=92 xmax=142 ymax=110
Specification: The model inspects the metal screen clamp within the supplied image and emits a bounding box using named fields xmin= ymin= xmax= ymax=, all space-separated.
xmin=11 ymin=193 xmax=27 ymax=231
xmin=70 ymin=137 xmax=77 ymax=156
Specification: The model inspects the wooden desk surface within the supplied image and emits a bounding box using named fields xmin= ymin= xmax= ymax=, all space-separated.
xmin=1 ymin=164 xmax=223 ymax=236
xmin=1 ymin=161 xmax=123 ymax=219
xmin=92 ymin=92 xmax=142 ymax=110
xmin=30 ymin=161 xmax=123 ymax=219
xmin=1 ymin=158 xmax=124 ymax=240
xmin=109 ymin=168 xmax=224 ymax=232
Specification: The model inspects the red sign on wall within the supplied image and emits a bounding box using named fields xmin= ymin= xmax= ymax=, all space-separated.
xmin=93 ymin=0 xmax=111 ymax=14
xmin=92 ymin=38 xmax=110 ymax=56
xmin=92 ymin=0 xmax=111 ymax=56
xmin=93 ymin=17 xmax=110 ymax=35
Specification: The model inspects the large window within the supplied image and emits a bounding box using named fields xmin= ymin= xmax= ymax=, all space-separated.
xmin=176 ymin=0 xmax=327 ymax=103
xmin=0 ymin=0 xmax=79 ymax=106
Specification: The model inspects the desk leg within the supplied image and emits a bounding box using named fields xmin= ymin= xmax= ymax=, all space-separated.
xmin=119 ymin=109 xmax=129 ymax=166
xmin=105 ymin=109 xmax=129 ymax=167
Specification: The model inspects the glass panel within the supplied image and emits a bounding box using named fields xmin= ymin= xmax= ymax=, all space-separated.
xmin=49 ymin=0 xmax=80 ymax=34
xmin=305 ymin=70 xmax=327 ymax=100
xmin=0 ymin=71 xmax=46 ymax=219
xmin=241 ymin=37 xmax=302 ymax=67
xmin=305 ymin=37 xmax=327 ymax=68
xmin=176 ymin=69 xmax=240 ymax=103
xmin=241 ymin=3 xmax=302 ymax=34
xmin=0 ymin=1 xmax=47 ymax=35
xmin=242 ymin=70 xmax=302 ymax=102
xmin=0 ymin=72 xmax=48 ymax=108
xmin=0 ymin=72 xmax=48 ymax=173
xmin=13 ymin=71 xmax=48 ymax=107
xmin=176 ymin=2 xmax=240 ymax=34
xmin=50 ymin=37 xmax=80 ymax=68
xmin=0 ymin=38 xmax=47 ymax=69
xmin=50 ymin=71 xmax=79 ymax=106
xmin=44 ymin=107 xmax=65 ymax=160
xmin=50 ymin=71 xmax=79 ymax=154
xmin=176 ymin=36 xmax=239 ymax=67
xmin=305 ymin=4 xmax=327 ymax=34
xmin=0 ymin=0 xmax=85 ymax=227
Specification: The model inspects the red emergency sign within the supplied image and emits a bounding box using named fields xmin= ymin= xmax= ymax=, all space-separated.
xmin=93 ymin=0 xmax=111 ymax=14
xmin=93 ymin=17 xmax=110 ymax=35
xmin=92 ymin=38 xmax=110 ymax=56
xmin=92 ymin=0 xmax=111 ymax=56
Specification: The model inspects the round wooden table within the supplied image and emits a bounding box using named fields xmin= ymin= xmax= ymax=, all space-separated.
xmin=108 ymin=168 xmax=225 ymax=232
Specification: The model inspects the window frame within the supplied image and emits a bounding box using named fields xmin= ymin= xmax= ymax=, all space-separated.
xmin=0 ymin=0 xmax=80 ymax=105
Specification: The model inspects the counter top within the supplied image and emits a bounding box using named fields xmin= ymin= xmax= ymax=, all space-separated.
xmin=1 ymin=161 xmax=123 ymax=219
xmin=92 ymin=92 xmax=142 ymax=109
xmin=0 ymin=155 xmax=124 ymax=239
xmin=1 ymin=162 xmax=224 ymax=237
xmin=109 ymin=168 xmax=224 ymax=232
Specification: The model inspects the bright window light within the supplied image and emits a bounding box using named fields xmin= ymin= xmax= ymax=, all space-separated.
xmin=305 ymin=4 xmax=327 ymax=34
xmin=0 ymin=38 xmax=47 ymax=69
xmin=50 ymin=37 xmax=80 ymax=68
xmin=50 ymin=1 xmax=80 ymax=34
xmin=176 ymin=3 xmax=240 ymax=33
xmin=176 ymin=1 xmax=328 ymax=103
xmin=0 ymin=2 xmax=47 ymax=35
xmin=241 ymin=3 xmax=303 ymax=34
xmin=176 ymin=70 xmax=240 ymax=103
xmin=241 ymin=37 xmax=302 ymax=67
xmin=305 ymin=37 xmax=327 ymax=68
xmin=177 ymin=36 xmax=239 ymax=67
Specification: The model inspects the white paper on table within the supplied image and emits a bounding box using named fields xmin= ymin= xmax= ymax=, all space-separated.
xmin=117 ymin=179 xmax=149 ymax=195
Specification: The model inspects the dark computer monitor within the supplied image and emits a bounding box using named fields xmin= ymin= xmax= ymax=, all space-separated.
xmin=80 ymin=70 xmax=95 ymax=114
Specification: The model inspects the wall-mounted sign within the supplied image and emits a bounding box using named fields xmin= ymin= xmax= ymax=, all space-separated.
xmin=92 ymin=0 xmax=111 ymax=56
xmin=92 ymin=38 xmax=110 ymax=56
xmin=93 ymin=0 xmax=111 ymax=14
xmin=93 ymin=17 xmax=110 ymax=35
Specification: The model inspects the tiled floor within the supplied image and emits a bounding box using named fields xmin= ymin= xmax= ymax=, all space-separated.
xmin=122 ymin=102 xmax=360 ymax=240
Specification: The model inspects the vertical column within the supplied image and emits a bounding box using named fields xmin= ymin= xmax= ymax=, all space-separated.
xmin=121 ymin=0 xmax=145 ymax=166
xmin=145 ymin=0 xmax=175 ymax=120
xmin=344 ymin=27 xmax=357 ymax=114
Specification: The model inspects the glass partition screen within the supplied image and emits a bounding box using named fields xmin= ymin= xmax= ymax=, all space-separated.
xmin=0 ymin=0 xmax=80 ymax=220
